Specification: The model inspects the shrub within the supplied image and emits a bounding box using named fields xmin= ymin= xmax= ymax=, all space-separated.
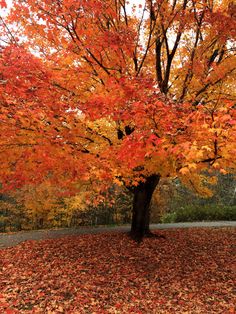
xmin=161 ymin=205 xmax=236 ymax=223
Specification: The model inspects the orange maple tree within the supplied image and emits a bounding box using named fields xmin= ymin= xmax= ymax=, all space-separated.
xmin=0 ymin=0 xmax=236 ymax=239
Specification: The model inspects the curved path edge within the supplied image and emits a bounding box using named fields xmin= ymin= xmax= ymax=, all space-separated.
xmin=0 ymin=221 xmax=235 ymax=249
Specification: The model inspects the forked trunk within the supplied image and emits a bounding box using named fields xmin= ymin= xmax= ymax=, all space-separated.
xmin=130 ymin=175 xmax=160 ymax=241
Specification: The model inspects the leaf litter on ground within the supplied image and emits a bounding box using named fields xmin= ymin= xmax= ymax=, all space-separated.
xmin=0 ymin=228 xmax=235 ymax=313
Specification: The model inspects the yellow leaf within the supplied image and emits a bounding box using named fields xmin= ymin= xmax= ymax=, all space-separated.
xmin=179 ymin=167 xmax=189 ymax=175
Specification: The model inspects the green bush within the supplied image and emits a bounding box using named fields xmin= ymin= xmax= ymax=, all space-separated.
xmin=161 ymin=205 xmax=236 ymax=223
xmin=160 ymin=212 xmax=177 ymax=223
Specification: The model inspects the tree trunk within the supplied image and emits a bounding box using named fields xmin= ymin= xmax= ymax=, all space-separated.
xmin=130 ymin=174 xmax=161 ymax=241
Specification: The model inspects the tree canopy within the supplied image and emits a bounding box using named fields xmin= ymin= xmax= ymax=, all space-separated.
xmin=0 ymin=0 xmax=235 ymax=238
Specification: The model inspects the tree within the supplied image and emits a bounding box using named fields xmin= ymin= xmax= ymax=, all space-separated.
xmin=0 ymin=0 xmax=235 ymax=240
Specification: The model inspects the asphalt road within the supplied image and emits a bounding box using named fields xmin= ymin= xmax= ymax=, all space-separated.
xmin=0 ymin=221 xmax=235 ymax=249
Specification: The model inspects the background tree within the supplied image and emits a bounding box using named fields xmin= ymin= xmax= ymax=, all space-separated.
xmin=0 ymin=0 xmax=235 ymax=240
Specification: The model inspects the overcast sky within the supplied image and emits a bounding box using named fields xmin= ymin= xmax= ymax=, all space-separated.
xmin=2 ymin=0 xmax=145 ymax=16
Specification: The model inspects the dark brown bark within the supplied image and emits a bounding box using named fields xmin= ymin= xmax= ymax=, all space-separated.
xmin=130 ymin=174 xmax=160 ymax=241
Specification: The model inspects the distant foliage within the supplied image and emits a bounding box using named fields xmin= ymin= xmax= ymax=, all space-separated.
xmin=1 ymin=173 xmax=235 ymax=232
xmin=158 ymin=173 xmax=236 ymax=223
xmin=0 ymin=184 xmax=132 ymax=232
xmin=161 ymin=205 xmax=236 ymax=223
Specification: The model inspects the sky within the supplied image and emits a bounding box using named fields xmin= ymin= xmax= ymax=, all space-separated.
xmin=2 ymin=0 xmax=145 ymax=17
xmin=1 ymin=0 xmax=11 ymax=17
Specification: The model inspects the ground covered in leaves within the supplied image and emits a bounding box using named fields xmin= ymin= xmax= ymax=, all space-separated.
xmin=0 ymin=228 xmax=235 ymax=313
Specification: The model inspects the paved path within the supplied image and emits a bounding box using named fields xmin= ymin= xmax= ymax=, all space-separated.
xmin=0 ymin=221 xmax=235 ymax=249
